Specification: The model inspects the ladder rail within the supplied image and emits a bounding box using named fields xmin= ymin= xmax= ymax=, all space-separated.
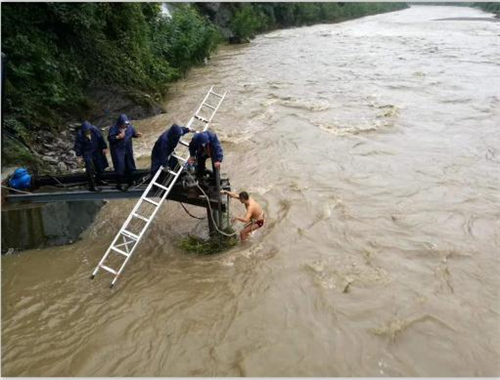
xmin=193 ymin=85 xmax=215 ymax=119
xmin=185 ymin=86 xmax=227 ymax=133
xmin=101 ymin=165 xmax=182 ymax=285
xmin=116 ymin=164 xmax=165 ymax=233
xmin=114 ymin=166 xmax=179 ymax=252
xmin=110 ymin=166 xmax=185 ymax=287
xmin=207 ymin=91 xmax=226 ymax=123
xmin=184 ymin=86 xmax=214 ymax=131
xmin=91 ymin=164 xmax=166 ymax=278
xmin=92 ymin=86 xmax=226 ymax=287
xmin=116 ymin=165 xmax=167 ymax=233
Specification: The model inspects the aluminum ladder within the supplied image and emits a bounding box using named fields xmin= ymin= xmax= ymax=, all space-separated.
xmin=91 ymin=86 xmax=227 ymax=287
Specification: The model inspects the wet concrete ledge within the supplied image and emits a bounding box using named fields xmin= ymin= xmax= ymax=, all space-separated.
xmin=2 ymin=200 xmax=104 ymax=253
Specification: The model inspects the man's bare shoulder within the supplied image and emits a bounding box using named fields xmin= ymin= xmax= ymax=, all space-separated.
xmin=249 ymin=198 xmax=262 ymax=213
xmin=249 ymin=198 xmax=259 ymax=207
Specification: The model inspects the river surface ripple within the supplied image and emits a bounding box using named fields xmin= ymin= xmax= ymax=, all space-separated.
xmin=2 ymin=5 xmax=500 ymax=376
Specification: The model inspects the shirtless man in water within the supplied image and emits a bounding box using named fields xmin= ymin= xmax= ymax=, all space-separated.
xmin=221 ymin=190 xmax=265 ymax=241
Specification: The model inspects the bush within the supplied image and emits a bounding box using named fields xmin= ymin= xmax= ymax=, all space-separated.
xmin=230 ymin=4 xmax=261 ymax=41
xmin=158 ymin=5 xmax=221 ymax=75
xmin=474 ymin=2 xmax=500 ymax=13
xmin=1 ymin=3 xmax=220 ymax=138
xmin=222 ymin=3 xmax=408 ymax=39
xmin=1 ymin=1 xmax=408 ymax=165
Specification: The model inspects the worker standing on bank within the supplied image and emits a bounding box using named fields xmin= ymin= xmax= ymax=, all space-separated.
xmin=187 ymin=130 xmax=223 ymax=178
xmin=108 ymin=114 xmax=142 ymax=191
xmin=74 ymin=121 xmax=109 ymax=192
xmin=150 ymin=124 xmax=195 ymax=175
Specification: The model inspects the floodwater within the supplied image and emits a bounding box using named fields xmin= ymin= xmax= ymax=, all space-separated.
xmin=2 ymin=6 xmax=499 ymax=377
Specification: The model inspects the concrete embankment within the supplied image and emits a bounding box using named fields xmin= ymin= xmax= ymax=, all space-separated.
xmin=2 ymin=200 xmax=104 ymax=253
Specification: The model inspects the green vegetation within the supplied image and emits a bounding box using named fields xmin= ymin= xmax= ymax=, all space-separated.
xmin=414 ymin=2 xmax=500 ymax=13
xmin=230 ymin=4 xmax=262 ymax=41
xmin=473 ymin=2 xmax=500 ymax=13
xmin=2 ymin=2 xmax=408 ymax=168
xmin=1 ymin=3 xmax=219 ymax=167
xmin=220 ymin=3 xmax=409 ymax=41
xmin=409 ymin=2 xmax=473 ymax=6
xmin=179 ymin=229 xmax=239 ymax=255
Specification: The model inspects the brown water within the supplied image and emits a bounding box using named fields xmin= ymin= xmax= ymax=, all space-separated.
xmin=2 ymin=6 xmax=499 ymax=377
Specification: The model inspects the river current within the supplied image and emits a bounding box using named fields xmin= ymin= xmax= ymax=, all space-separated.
xmin=2 ymin=6 xmax=499 ymax=376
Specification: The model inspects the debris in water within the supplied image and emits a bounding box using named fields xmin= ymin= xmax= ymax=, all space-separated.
xmin=342 ymin=277 xmax=354 ymax=293
xmin=179 ymin=228 xmax=238 ymax=255
xmin=370 ymin=314 xmax=457 ymax=340
xmin=376 ymin=105 xmax=398 ymax=118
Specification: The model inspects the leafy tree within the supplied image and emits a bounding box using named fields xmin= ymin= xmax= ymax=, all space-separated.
xmin=1 ymin=3 xmax=219 ymax=131
xmin=473 ymin=2 xmax=500 ymax=13
xmin=230 ymin=4 xmax=261 ymax=41
xmin=1 ymin=2 xmax=409 ymax=168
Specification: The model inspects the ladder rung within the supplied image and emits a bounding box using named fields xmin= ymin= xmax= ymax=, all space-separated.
xmin=203 ymin=102 xmax=216 ymax=110
xmin=195 ymin=114 xmax=209 ymax=123
xmin=143 ymin=197 xmax=160 ymax=206
xmin=100 ymin=264 xmax=118 ymax=275
xmin=172 ymin=154 xmax=187 ymax=162
xmin=152 ymin=182 xmax=169 ymax=191
xmin=92 ymin=85 xmax=226 ymax=288
xmin=210 ymin=91 xmax=223 ymax=98
xmin=111 ymin=246 xmax=131 ymax=258
xmin=121 ymin=229 xmax=139 ymax=241
xmin=132 ymin=213 xmax=150 ymax=223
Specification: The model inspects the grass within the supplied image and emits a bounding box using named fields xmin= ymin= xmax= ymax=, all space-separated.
xmin=179 ymin=228 xmax=239 ymax=255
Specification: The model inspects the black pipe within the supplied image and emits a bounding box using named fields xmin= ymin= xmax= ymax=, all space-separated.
xmin=214 ymin=165 xmax=223 ymax=229
xmin=33 ymin=169 xmax=151 ymax=187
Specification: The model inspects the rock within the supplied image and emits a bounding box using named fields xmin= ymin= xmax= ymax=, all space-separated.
xmin=42 ymin=156 xmax=58 ymax=164
xmin=86 ymin=86 xmax=165 ymax=127
xmin=1 ymin=166 xmax=18 ymax=181
xmin=57 ymin=162 xmax=67 ymax=173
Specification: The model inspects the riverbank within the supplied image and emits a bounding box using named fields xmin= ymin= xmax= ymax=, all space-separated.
xmin=1 ymin=3 xmax=408 ymax=177
xmin=2 ymin=5 xmax=499 ymax=376
xmin=2 ymin=200 xmax=104 ymax=253
xmin=5 ymin=5 xmax=498 ymax=181
xmin=2 ymin=85 xmax=166 ymax=178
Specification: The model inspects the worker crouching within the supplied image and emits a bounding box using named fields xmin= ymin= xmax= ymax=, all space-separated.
xmin=187 ymin=131 xmax=223 ymax=180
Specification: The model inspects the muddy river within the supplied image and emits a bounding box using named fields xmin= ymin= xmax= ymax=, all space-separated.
xmin=2 ymin=5 xmax=499 ymax=376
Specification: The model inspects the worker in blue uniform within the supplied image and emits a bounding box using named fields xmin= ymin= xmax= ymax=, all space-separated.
xmin=150 ymin=124 xmax=194 ymax=175
xmin=74 ymin=121 xmax=109 ymax=191
xmin=108 ymin=114 xmax=142 ymax=191
xmin=187 ymin=130 xmax=223 ymax=178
